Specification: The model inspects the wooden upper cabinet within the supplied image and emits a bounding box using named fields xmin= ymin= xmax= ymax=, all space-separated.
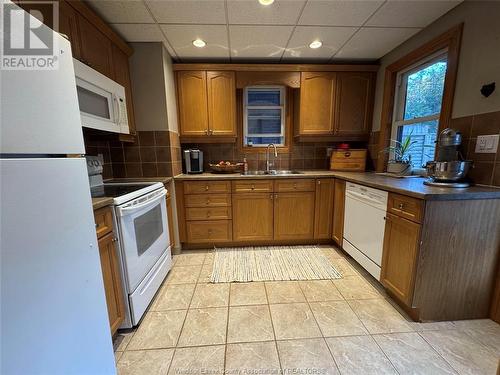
xmin=207 ymin=71 xmax=236 ymax=137
xmin=232 ymin=193 xmax=274 ymax=241
xmin=334 ymin=72 xmax=373 ymax=136
xmin=380 ymin=213 xmax=421 ymax=306
xmin=112 ymin=44 xmax=136 ymax=135
xmin=274 ymin=192 xmax=315 ymax=240
xmin=314 ymin=179 xmax=334 ymax=240
xmin=59 ymin=0 xmax=81 ymax=59
xmin=78 ymin=15 xmax=113 ymax=77
xmin=332 ymin=179 xmax=345 ymax=245
xmin=299 ymin=72 xmax=336 ymax=135
xmin=177 ymin=71 xmax=210 ymax=137
xmin=98 ymin=232 xmax=125 ymax=335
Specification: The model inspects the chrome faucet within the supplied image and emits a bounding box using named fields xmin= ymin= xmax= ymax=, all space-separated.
xmin=266 ymin=143 xmax=278 ymax=173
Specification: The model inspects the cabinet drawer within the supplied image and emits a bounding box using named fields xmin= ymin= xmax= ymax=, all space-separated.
xmin=94 ymin=206 xmax=113 ymax=238
xmin=185 ymin=207 xmax=232 ymax=221
xmin=184 ymin=194 xmax=231 ymax=208
xmin=387 ymin=193 xmax=424 ymax=223
xmin=184 ymin=180 xmax=230 ymax=195
xmin=186 ymin=220 xmax=232 ymax=243
xmin=232 ymin=180 xmax=273 ymax=193
xmin=275 ymin=179 xmax=316 ymax=192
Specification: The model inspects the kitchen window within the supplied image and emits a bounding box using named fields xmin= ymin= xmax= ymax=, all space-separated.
xmin=243 ymin=86 xmax=286 ymax=147
xmin=391 ymin=51 xmax=448 ymax=168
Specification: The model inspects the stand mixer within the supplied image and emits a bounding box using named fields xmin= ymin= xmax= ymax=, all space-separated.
xmin=424 ymin=128 xmax=473 ymax=188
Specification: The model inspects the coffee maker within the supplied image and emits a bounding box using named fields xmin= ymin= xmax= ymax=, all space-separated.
xmin=424 ymin=128 xmax=473 ymax=188
xmin=183 ymin=149 xmax=204 ymax=174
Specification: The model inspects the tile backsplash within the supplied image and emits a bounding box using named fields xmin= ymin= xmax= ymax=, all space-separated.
xmin=182 ymin=138 xmax=370 ymax=172
xmin=451 ymin=110 xmax=500 ymax=186
xmin=83 ymin=130 xmax=182 ymax=179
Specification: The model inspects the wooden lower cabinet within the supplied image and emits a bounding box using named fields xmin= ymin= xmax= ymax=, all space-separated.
xmin=332 ymin=179 xmax=345 ymax=245
xmin=233 ymin=193 xmax=274 ymax=241
xmin=98 ymin=232 xmax=125 ymax=335
xmin=166 ymin=192 xmax=175 ymax=247
xmin=380 ymin=213 xmax=421 ymax=306
xmin=274 ymin=192 xmax=315 ymax=240
xmin=314 ymin=179 xmax=334 ymax=239
xmin=186 ymin=220 xmax=232 ymax=243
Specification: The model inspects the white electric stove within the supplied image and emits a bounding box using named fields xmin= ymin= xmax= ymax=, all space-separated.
xmin=87 ymin=156 xmax=172 ymax=328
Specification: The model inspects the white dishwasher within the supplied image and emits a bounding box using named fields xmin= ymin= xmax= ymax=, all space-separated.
xmin=343 ymin=182 xmax=388 ymax=280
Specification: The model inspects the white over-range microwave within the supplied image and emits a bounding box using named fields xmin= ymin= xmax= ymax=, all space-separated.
xmin=73 ymin=58 xmax=129 ymax=134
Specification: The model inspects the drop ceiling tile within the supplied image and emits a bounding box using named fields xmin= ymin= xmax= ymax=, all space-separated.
xmin=112 ymin=23 xmax=166 ymax=42
xmin=283 ymin=26 xmax=357 ymax=61
xmin=227 ymin=0 xmax=306 ymax=25
xmin=334 ymin=27 xmax=421 ymax=60
xmin=86 ymin=0 xmax=154 ymax=23
xmin=299 ymin=0 xmax=384 ymax=26
xmin=229 ymin=25 xmax=293 ymax=61
xmin=161 ymin=24 xmax=229 ymax=59
xmin=145 ymin=0 xmax=226 ymax=24
xmin=366 ymin=0 xmax=462 ymax=28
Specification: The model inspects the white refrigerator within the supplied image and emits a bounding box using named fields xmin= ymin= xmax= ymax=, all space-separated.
xmin=0 ymin=6 xmax=116 ymax=375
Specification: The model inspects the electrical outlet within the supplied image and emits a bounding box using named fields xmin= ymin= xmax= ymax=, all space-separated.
xmin=475 ymin=134 xmax=499 ymax=153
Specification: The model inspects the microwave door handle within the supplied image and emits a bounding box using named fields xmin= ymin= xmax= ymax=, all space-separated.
xmin=112 ymin=94 xmax=120 ymax=126
xmin=117 ymin=190 xmax=167 ymax=217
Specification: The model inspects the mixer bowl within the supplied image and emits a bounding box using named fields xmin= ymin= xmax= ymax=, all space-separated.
xmin=426 ymin=160 xmax=473 ymax=181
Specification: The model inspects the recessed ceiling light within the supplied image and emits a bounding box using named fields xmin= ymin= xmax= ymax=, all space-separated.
xmin=258 ymin=0 xmax=274 ymax=5
xmin=192 ymin=39 xmax=206 ymax=48
xmin=309 ymin=40 xmax=322 ymax=49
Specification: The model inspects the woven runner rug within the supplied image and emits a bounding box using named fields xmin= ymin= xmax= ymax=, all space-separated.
xmin=210 ymin=245 xmax=342 ymax=283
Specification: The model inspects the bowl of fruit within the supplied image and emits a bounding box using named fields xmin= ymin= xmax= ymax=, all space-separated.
xmin=209 ymin=161 xmax=243 ymax=174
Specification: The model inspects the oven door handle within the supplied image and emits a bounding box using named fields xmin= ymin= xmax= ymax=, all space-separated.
xmin=117 ymin=189 xmax=167 ymax=217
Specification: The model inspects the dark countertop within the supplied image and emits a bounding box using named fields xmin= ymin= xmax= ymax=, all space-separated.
xmin=174 ymin=171 xmax=500 ymax=200
xmin=104 ymin=177 xmax=173 ymax=185
xmin=92 ymin=197 xmax=114 ymax=210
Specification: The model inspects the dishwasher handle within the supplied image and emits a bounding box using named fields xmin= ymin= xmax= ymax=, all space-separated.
xmin=346 ymin=190 xmax=386 ymax=208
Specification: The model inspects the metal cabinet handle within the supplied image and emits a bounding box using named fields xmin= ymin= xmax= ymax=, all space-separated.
xmin=317 ymin=180 xmax=321 ymax=185
xmin=205 ymin=185 xmax=209 ymax=191
xmin=209 ymin=129 xmax=213 ymax=135
xmin=274 ymin=194 xmax=278 ymax=199
xmin=399 ymin=203 xmax=404 ymax=209
xmin=251 ymin=184 xmax=255 ymax=190
xmin=270 ymin=194 xmax=273 ymax=200
xmin=205 ymin=129 xmax=209 ymax=135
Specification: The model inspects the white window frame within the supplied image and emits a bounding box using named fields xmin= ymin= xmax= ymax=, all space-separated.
xmin=390 ymin=49 xmax=448 ymax=168
xmin=243 ymin=86 xmax=286 ymax=147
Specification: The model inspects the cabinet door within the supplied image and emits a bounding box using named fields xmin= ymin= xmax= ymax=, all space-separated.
xmin=332 ymin=179 xmax=345 ymax=245
xmin=207 ymin=71 xmax=236 ymax=136
xmin=380 ymin=213 xmax=421 ymax=305
xmin=334 ymin=72 xmax=373 ymax=136
xmin=59 ymin=0 xmax=81 ymax=59
xmin=177 ymin=71 xmax=209 ymax=137
xmin=299 ymin=72 xmax=336 ymax=135
xmin=233 ymin=193 xmax=274 ymax=241
xmin=314 ymin=179 xmax=334 ymax=239
xmin=78 ymin=15 xmax=113 ymax=77
xmin=98 ymin=232 xmax=125 ymax=335
xmin=274 ymin=192 xmax=315 ymax=240
xmin=112 ymin=44 xmax=136 ymax=135
xmin=166 ymin=194 xmax=175 ymax=247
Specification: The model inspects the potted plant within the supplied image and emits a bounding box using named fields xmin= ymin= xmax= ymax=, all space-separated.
xmin=380 ymin=133 xmax=417 ymax=176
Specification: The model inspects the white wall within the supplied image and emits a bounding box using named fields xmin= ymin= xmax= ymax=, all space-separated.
xmin=162 ymin=47 xmax=179 ymax=134
xmin=372 ymin=0 xmax=500 ymax=131
xmin=129 ymin=43 xmax=168 ymax=131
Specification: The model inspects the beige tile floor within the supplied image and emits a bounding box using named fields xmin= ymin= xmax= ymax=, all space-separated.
xmin=114 ymin=246 xmax=500 ymax=375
